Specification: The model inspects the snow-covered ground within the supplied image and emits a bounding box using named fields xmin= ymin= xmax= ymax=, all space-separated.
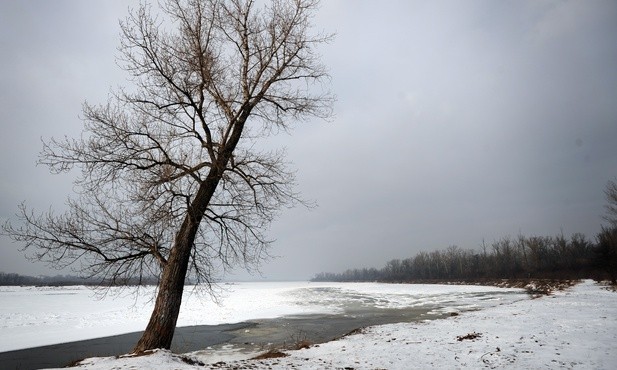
xmin=45 ymin=280 xmax=617 ymax=370
xmin=0 ymin=281 xmax=523 ymax=352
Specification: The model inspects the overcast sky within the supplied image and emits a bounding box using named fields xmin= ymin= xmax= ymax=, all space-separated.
xmin=1 ymin=1 xmax=616 ymax=281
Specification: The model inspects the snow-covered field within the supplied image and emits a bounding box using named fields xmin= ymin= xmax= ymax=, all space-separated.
xmin=3 ymin=281 xmax=616 ymax=369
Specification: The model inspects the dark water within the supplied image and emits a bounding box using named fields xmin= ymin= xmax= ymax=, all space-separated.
xmin=0 ymin=322 xmax=254 ymax=370
xmin=0 ymin=306 xmax=442 ymax=369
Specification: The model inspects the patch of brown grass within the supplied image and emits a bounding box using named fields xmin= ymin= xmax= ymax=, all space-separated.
xmin=457 ymin=332 xmax=482 ymax=341
xmin=293 ymin=339 xmax=312 ymax=350
xmin=436 ymin=278 xmax=580 ymax=296
xmin=251 ymin=349 xmax=289 ymax=360
xmin=179 ymin=355 xmax=205 ymax=366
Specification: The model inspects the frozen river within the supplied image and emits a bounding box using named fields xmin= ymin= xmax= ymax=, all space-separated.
xmin=0 ymin=281 xmax=525 ymax=353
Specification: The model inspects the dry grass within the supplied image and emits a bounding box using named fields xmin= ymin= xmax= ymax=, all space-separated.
xmin=456 ymin=332 xmax=482 ymax=341
xmin=438 ymin=278 xmax=580 ymax=296
xmin=293 ymin=339 xmax=312 ymax=350
xmin=250 ymin=349 xmax=289 ymax=360
xmin=249 ymin=330 xmax=313 ymax=362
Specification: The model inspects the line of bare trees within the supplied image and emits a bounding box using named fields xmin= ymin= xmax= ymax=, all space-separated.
xmin=314 ymin=179 xmax=617 ymax=284
xmin=312 ymin=230 xmax=617 ymax=283
xmin=0 ymin=272 xmax=160 ymax=286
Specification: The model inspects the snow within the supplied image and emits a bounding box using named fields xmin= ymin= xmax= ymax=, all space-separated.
xmin=0 ymin=281 xmax=522 ymax=352
xmin=40 ymin=280 xmax=617 ymax=369
xmin=0 ymin=281 xmax=617 ymax=370
xmin=252 ymin=280 xmax=616 ymax=369
xmin=0 ymin=282 xmax=325 ymax=352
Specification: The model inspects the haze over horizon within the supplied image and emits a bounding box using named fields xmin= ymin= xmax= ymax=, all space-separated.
xmin=1 ymin=0 xmax=616 ymax=281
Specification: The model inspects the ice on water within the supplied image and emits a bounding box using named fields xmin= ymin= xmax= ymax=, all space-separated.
xmin=0 ymin=281 xmax=525 ymax=352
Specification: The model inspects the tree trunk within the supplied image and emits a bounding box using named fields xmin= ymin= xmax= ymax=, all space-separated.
xmin=133 ymin=113 xmax=249 ymax=353
xmin=132 ymin=216 xmax=197 ymax=352
xmin=133 ymin=172 xmax=222 ymax=352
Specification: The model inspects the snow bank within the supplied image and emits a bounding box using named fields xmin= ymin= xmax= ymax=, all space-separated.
xmin=51 ymin=280 xmax=617 ymax=369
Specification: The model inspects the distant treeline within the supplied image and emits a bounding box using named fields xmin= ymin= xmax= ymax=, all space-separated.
xmin=312 ymin=227 xmax=617 ymax=283
xmin=0 ymin=272 xmax=159 ymax=286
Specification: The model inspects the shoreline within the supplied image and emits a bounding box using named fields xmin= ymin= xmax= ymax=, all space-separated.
xmin=72 ymin=279 xmax=614 ymax=370
xmin=0 ymin=305 xmax=442 ymax=370
xmin=0 ymin=322 xmax=253 ymax=370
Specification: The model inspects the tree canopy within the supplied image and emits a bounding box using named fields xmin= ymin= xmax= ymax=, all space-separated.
xmin=4 ymin=0 xmax=333 ymax=351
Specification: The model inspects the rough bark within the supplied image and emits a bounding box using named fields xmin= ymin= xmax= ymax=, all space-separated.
xmin=132 ymin=188 xmax=207 ymax=351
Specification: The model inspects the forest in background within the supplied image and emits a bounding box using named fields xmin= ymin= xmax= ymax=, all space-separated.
xmin=2 ymin=227 xmax=616 ymax=286
xmin=0 ymin=272 xmax=159 ymax=286
xmin=311 ymin=227 xmax=617 ymax=284
xmin=313 ymin=180 xmax=617 ymax=284
xmin=5 ymin=182 xmax=617 ymax=287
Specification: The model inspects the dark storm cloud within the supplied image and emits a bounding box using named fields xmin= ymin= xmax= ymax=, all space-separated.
xmin=1 ymin=1 xmax=616 ymax=280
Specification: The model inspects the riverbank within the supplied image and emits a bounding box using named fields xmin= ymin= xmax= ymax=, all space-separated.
xmin=0 ymin=298 xmax=457 ymax=369
xmin=63 ymin=280 xmax=617 ymax=369
xmin=0 ymin=322 xmax=253 ymax=370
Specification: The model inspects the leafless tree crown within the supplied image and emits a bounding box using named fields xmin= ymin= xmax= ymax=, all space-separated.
xmin=4 ymin=0 xmax=333 ymax=286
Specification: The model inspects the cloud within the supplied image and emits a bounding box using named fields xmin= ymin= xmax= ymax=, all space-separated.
xmin=1 ymin=0 xmax=616 ymax=279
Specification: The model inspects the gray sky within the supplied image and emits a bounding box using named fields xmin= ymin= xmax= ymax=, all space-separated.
xmin=1 ymin=1 xmax=616 ymax=281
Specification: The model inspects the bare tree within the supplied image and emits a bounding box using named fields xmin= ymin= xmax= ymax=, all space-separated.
xmin=604 ymin=179 xmax=617 ymax=227
xmin=3 ymin=0 xmax=333 ymax=352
